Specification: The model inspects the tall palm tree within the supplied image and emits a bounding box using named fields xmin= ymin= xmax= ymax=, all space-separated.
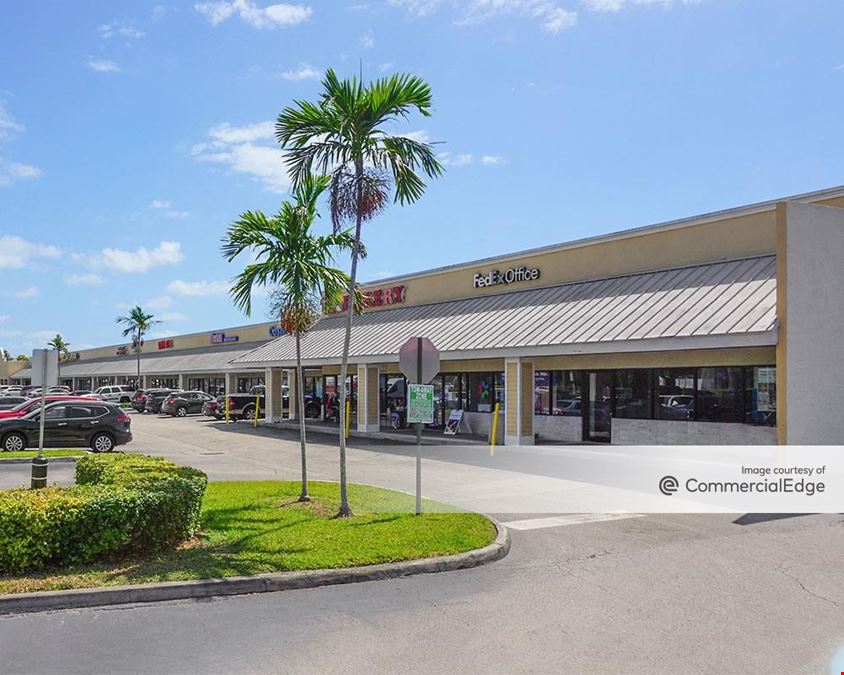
xmin=222 ymin=174 xmax=357 ymax=503
xmin=115 ymin=307 xmax=159 ymax=389
xmin=47 ymin=334 xmax=70 ymax=383
xmin=276 ymin=68 xmax=443 ymax=516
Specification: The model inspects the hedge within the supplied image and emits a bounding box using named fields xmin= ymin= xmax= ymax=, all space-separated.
xmin=0 ymin=454 xmax=207 ymax=573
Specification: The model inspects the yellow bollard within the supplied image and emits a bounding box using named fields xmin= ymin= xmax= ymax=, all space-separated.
xmin=490 ymin=402 xmax=500 ymax=456
xmin=225 ymin=396 xmax=231 ymax=424
xmin=254 ymin=394 xmax=260 ymax=428
xmin=345 ymin=399 xmax=351 ymax=440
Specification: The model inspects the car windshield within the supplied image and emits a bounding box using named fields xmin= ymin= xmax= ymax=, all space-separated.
xmin=10 ymin=400 xmax=36 ymax=412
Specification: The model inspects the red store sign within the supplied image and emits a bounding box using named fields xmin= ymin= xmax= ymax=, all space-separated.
xmin=340 ymin=285 xmax=406 ymax=312
xmin=158 ymin=339 xmax=174 ymax=350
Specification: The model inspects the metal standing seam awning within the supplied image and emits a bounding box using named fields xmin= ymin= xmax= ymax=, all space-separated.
xmin=12 ymin=344 xmax=266 ymax=380
xmin=230 ymin=255 xmax=778 ymax=369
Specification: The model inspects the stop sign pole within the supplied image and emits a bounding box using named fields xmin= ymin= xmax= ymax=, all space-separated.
xmin=399 ymin=336 xmax=440 ymax=515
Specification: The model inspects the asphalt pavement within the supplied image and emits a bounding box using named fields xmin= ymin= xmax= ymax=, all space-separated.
xmin=1 ymin=412 xmax=842 ymax=674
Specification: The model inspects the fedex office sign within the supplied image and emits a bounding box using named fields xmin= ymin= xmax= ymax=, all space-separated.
xmin=473 ymin=266 xmax=540 ymax=289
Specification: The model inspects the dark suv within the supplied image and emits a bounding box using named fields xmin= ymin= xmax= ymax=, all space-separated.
xmin=144 ymin=389 xmax=182 ymax=414
xmin=0 ymin=400 xmax=132 ymax=453
xmin=161 ymin=391 xmax=215 ymax=417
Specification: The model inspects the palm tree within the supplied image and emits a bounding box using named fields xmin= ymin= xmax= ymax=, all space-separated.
xmin=47 ymin=334 xmax=70 ymax=383
xmin=222 ymin=174 xmax=357 ymax=503
xmin=115 ymin=307 xmax=159 ymax=389
xmin=276 ymin=69 xmax=443 ymax=516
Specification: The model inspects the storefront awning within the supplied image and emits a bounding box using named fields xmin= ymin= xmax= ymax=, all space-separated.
xmin=15 ymin=343 xmax=264 ymax=380
xmin=232 ymin=255 xmax=777 ymax=367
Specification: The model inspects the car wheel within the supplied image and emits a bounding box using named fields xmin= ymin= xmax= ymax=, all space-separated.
xmin=243 ymin=407 xmax=255 ymax=420
xmin=91 ymin=432 xmax=114 ymax=453
xmin=2 ymin=432 xmax=26 ymax=452
xmin=176 ymin=406 xmax=187 ymax=417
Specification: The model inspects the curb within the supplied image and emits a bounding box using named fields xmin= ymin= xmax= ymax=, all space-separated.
xmin=0 ymin=518 xmax=510 ymax=615
xmin=0 ymin=457 xmax=81 ymax=465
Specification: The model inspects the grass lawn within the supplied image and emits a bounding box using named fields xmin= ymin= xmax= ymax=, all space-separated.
xmin=0 ymin=481 xmax=497 ymax=595
xmin=0 ymin=449 xmax=89 ymax=460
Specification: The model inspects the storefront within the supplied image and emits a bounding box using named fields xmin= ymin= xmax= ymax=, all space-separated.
xmin=233 ymin=187 xmax=844 ymax=446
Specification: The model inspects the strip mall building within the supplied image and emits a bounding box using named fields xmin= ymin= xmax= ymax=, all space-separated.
xmin=10 ymin=186 xmax=844 ymax=445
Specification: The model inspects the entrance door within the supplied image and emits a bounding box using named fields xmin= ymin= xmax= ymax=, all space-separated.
xmin=583 ymin=371 xmax=612 ymax=443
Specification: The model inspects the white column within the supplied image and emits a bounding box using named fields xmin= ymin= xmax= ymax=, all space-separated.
xmin=224 ymin=372 xmax=236 ymax=396
xmin=178 ymin=373 xmax=186 ymax=390
xmin=286 ymin=369 xmax=297 ymax=420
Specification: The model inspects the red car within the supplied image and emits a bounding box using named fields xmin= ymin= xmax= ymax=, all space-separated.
xmin=0 ymin=395 xmax=97 ymax=420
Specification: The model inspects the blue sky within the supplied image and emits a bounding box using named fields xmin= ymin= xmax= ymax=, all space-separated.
xmin=1 ymin=0 xmax=843 ymax=356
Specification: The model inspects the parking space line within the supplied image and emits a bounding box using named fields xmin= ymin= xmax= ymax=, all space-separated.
xmin=502 ymin=513 xmax=646 ymax=531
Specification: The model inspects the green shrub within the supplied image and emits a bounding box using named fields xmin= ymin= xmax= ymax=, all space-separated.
xmin=0 ymin=454 xmax=207 ymax=573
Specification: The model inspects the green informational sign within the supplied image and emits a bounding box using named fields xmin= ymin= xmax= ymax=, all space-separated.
xmin=407 ymin=383 xmax=435 ymax=424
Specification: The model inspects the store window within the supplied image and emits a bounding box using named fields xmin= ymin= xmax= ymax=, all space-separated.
xmin=467 ymin=372 xmax=496 ymax=412
xmin=696 ymin=367 xmax=744 ymax=423
xmin=553 ymin=370 xmax=582 ymax=416
xmin=656 ymin=369 xmax=696 ymax=421
xmin=745 ymin=366 xmax=777 ymax=425
xmin=442 ymin=373 xmax=462 ymax=420
xmin=236 ymin=376 xmax=264 ymax=393
xmin=534 ymin=371 xmax=551 ymax=415
xmin=494 ymin=372 xmax=505 ymax=410
xmin=614 ymin=370 xmax=652 ymax=419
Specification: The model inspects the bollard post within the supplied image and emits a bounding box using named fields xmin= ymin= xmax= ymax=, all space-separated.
xmin=225 ymin=396 xmax=231 ymax=424
xmin=490 ymin=401 xmax=500 ymax=456
xmin=30 ymin=456 xmax=48 ymax=489
xmin=254 ymin=394 xmax=260 ymax=428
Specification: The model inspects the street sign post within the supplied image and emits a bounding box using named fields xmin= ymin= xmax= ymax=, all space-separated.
xmin=399 ymin=337 xmax=440 ymax=515
xmin=407 ymin=384 xmax=434 ymax=424
xmin=30 ymin=349 xmax=58 ymax=489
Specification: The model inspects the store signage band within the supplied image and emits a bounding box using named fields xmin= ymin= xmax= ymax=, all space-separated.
xmin=473 ymin=266 xmax=540 ymax=288
xmin=211 ymin=332 xmax=239 ymax=344
xmin=340 ymin=284 xmax=406 ymax=312
xmin=269 ymin=325 xmax=287 ymax=338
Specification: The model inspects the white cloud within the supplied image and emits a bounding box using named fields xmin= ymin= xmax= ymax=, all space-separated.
xmin=152 ymin=5 xmax=167 ymax=20
xmin=146 ymin=295 xmax=174 ymax=310
xmin=209 ymin=120 xmax=275 ymax=143
xmin=195 ymin=0 xmax=313 ymax=29
xmin=86 ymin=59 xmax=121 ymax=73
xmin=0 ymin=315 xmax=9 ymax=322
xmin=97 ymin=21 xmax=145 ymax=39
xmin=584 ymin=0 xmax=706 ymax=10
xmin=281 ymin=63 xmax=321 ymax=81
xmin=100 ymin=241 xmax=184 ymax=273
xmin=150 ymin=199 xmax=190 ymax=219
xmin=0 ymin=103 xmax=24 ymax=142
xmin=388 ymin=0 xmax=443 ymax=17
xmin=438 ymin=152 xmax=474 ymax=166
xmin=14 ymin=286 xmax=40 ymax=300
xmin=191 ymin=121 xmax=290 ymax=193
xmin=392 ymin=0 xmax=577 ymax=32
xmin=0 ymin=235 xmax=60 ymax=269
xmin=403 ymin=129 xmax=430 ymax=142
xmin=359 ymin=31 xmax=375 ymax=48
xmin=0 ymin=104 xmax=42 ymax=187
xmin=481 ymin=154 xmax=506 ymax=165
xmin=159 ymin=311 xmax=187 ymax=321
xmin=167 ymin=279 xmax=230 ymax=296
xmin=378 ymin=62 xmax=394 ymax=72
xmin=64 ymin=273 xmax=105 ymax=286
xmin=0 ymin=159 xmax=43 ymax=187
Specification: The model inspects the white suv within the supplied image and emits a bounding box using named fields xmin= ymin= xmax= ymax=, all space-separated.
xmin=93 ymin=385 xmax=134 ymax=403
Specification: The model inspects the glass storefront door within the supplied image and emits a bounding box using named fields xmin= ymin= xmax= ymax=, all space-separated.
xmin=583 ymin=371 xmax=612 ymax=443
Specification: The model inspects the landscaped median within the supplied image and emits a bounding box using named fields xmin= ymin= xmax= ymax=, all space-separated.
xmin=0 ymin=455 xmax=507 ymax=612
xmin=0 ymin=449 xmax=89 ymax=461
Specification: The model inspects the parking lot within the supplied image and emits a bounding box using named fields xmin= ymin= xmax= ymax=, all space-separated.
xmin=2 ymin=410 xmax=843 ymax=672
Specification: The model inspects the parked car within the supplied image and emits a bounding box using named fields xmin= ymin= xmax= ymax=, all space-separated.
xmin=70 ymin=389 xmax=92 ymax=396
xmin=161 ymin=391 xmax=215 ymax=417
xmin=130 ymin=389 xmax=148 ymax=412
xmin=0 ymin=400 xmax=132 ymax=453
xmin=0 ymin=396 xmax=27 ymax=411
xmin=0 ymin=395 xmax=98 ymax=420
xmin=20 ymin=385 xmax=40 ymax=398
xmin=659 ymin=394 xmax=694 ymax=420
xmin=217 ymin=385 xmax=266 ymax=421
xmin=144 ymin=389 xmax=182 ymax=414
xmin=93 ymin=385 xmax=134 ymax=404
xmin=46 ymin=386 xmax=71 ymax=394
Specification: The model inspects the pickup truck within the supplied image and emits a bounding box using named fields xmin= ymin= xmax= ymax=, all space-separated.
xmin=203 ymin=385 xmax=265 ymax=421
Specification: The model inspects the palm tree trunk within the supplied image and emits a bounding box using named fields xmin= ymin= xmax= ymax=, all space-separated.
xmin=296 ymin=330 xmax=310 ymax=502
xmin=336 ymin=159 xmax=364 ymax=517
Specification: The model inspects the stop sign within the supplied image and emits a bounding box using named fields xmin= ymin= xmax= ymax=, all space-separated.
xmin=399 ymin=337 xmax=440 ymax=384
